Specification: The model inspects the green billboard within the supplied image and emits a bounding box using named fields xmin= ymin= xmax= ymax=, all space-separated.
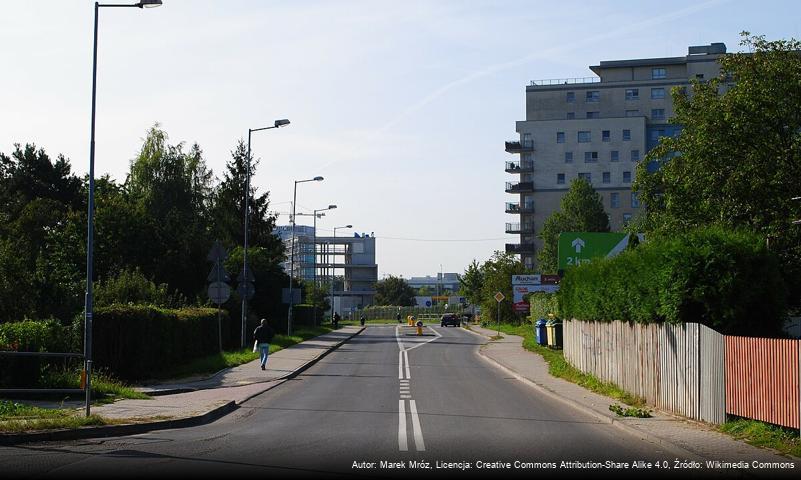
xmin=558 ymin=232 xmax=643 ymax=270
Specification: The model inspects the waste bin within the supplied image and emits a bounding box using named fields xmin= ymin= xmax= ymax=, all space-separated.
xmin=545 ymin=319 xmax=555 ymax=347
xmin=547 ymin=319 xmax=563 ymax=349
xmin=535 ymin=319 xmax=548 ymax=346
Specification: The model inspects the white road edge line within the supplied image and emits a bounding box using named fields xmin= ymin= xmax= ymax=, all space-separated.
xmin=398 ymin=399 xmax=408 ymax=451
xmin=409 ymin=400 xmax=426 ymax=451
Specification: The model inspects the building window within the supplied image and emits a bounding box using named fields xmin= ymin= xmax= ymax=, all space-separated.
xmin=567 ymin=112 xmax=575 ymax=119
xmin=586 ymin=111 xmax=600 ymax=119
xmin=631 ymin=192 xmax=640 ymax=208
xmin=625 ymin=109 xmax=639 ymax=117
xmin=610 ymin=192 xmax=620 ymax=209
xmin=578 ymin=131 xmax=591 ymax=143
xmin=564 ymin=152 xmax=573 ymax=163
xmin=602 ymin=130 xmax=610 ymax=142
xmin=578 ymin=172 xmax=591 ymax=183
xmin=603 ymin=172 xmax=611 ymax=184
xmin=584 ymin=151 xmax=598 ymax=163
xmin=611 ymin=150 xmax=619 ymax=162
xmin=566 ymin=91 xmax=575 ymax=103
xmin=631 ymin=149 xmax=640 ymax=162
xmin=623 ymin=129 xmax=631 ymax=141
xmin=557 ymin=173 xmax=565 ymax=185
xmin=651 ymin=87 xmax=665 ymax=99
xmin=696 ymin=73 xmax=705 ymax=80
xmin=652 ymin=67 xmax=667 ymax=79
xmin=625 ymin=88 xmax=639 ymax=100
xmin=556 ymin=132 xmax=565 ymax=143
xmin=623 ymin=213 xmax=632 ymax=224
xmin=623 ymin=171 xmax=632 ymax=183
xmin=586 ymin=91 xmax=600 ymax=102
xmin=651 ymin=108 xmax=665 ymax=120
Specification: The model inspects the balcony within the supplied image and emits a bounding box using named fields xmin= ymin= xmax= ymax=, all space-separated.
xmin=505 ymin=181 xmax=534 ymax=193
xmin=505 ymin=141 xmax=534 ymax=153
xmin=505 ymin=161 xmax=534 ymax=173
xmin=505 ymin=223 xmax=535 ymax=234
xmin=506 ymin=243 xmax=536 ymax=254
xmin=505 ymin=202 xmax=535 ymax=214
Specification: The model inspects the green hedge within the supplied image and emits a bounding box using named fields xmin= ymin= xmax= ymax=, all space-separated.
xmin=88 ymin=305 xmax=230 ymax=381
xmin=0 ymin=320 xmax=72 ymax=388
xmin=559 ymin=227 xmax=786 ymax=336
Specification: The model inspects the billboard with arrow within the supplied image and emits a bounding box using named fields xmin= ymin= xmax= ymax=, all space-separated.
xmin=558 ymin=232 xmax=644 ymax=270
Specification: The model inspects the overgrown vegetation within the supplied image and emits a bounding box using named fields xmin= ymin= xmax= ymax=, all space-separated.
xmin=609 ymin=404 xmax=652 ymax=418
xmin=0 ymin=400 xmax=111 ymax=433
xmin=720 ymin=418 xmax=801 ymax=458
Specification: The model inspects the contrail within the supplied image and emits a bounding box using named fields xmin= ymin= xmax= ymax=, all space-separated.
xmin=317 ymin=0 xmax=729 ymax=171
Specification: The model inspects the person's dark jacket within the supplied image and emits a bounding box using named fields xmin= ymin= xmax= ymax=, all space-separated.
xmin=253 ymin=324 xmax=275 ymax=344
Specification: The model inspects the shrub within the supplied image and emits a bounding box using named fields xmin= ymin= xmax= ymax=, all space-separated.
xmin=93 ymin=268 xmax=185 ymax=307
xmin=559 ymin=227 xmax=787 ymax=336
xmin=0 ymin=319 xmax=73 ymax=388
xmin=528 ymin=292 xmax=559 ymax=321
xmin=78 ymin=305 xmax=230 ymax=381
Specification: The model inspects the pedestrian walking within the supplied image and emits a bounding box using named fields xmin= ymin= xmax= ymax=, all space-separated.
xmin=396 ymin=311 xmax=402 ymax=323
xmin=253 ymin=318 xmax=275 ymax=371
xmin=333 ymin=312 xmax=341 ymax=329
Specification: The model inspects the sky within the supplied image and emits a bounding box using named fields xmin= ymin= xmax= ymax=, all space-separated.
xmin=2 ymin=0 xmax=800 ymax=279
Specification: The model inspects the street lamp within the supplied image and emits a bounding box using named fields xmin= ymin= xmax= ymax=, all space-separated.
xmin=84 ymin=0 xmax=162 ymax=418
xmin=287 ymin=176 xmax=324 ymax=335
xmin=312 ymin=205 xmax=336 ymax=327
xmin=331 ymin=224 xmax=352 ymax=324
xmin=241 ymin=119 xmax=290 ymax=348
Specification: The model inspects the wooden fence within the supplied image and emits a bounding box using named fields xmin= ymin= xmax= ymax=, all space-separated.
xmin=563 ymin=320 xmax=800 ymax=428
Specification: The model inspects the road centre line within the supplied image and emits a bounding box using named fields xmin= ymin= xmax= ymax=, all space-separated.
xmin=403 ymin=350 xmax=411 ymax=379
xmin=398 ymin=400 xmax=408 ymax=451
xmin=398 ymin=350 xmax=404 ymax=380
xmin=409 ymin=400 xmax=426 ymax=451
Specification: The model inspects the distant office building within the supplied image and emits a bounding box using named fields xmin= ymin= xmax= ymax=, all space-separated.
xmin=407 ymin=273 xmax=460 ymax=294
xmin=505 ymin=43 xmax=727 ymax=270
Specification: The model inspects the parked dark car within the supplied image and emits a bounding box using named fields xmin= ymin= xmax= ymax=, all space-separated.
xmin=440 ymin=313 xmax=461 ymax=327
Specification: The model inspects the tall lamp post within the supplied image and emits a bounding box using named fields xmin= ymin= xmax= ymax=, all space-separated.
xmin=242 ymin=119 xmax=290 ymax=348
xmin=331 ymin=224 xmax=352 ymax=324
xmin=313 ymin=205 xmax=336 ymax=327
xmin=287 ymin=176 xmax=324 ymax=335
xmin=84 ymin=0 xmax=163 ymax=418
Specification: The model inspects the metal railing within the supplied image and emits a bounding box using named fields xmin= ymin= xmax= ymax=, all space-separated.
xmin=530 ymin=77 xmax=600 ymax=86
xmin=505 ymin=181 xmax=534 ymax=193
xmin=505 ymin=243 xmax=536 ymax=254
xmin=504 ymin=141 xmax=535 ymax=152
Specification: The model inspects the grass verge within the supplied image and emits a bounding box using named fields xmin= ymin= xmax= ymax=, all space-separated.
xmin=153 ymin=326 xmax=333 ymax=381
xmin=41 ymin=369 xmax=149 ymax=402
xmin=719 ymin=418 xmax=801 ymax=458
xmin=482 ymin=322 xmax=645 ymax=407
xmin=0 ymin=400 xmax=113 ymax=433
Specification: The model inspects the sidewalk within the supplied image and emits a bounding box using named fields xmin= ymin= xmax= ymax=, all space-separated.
xmin=1 ymin=326 xmax=363 ymax=444
xmin=467 ymin=325 xmax=800 ymax=469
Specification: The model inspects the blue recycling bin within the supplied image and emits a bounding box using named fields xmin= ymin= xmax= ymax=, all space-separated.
xmin=535 ymin=319 xmax=548 ymax=346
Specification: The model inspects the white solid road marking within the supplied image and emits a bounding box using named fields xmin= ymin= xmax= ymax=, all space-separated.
xmin=403 ymin=350 xmax=411 ymax=379
xmin=398 ymin=400 xmax=408 ymax=451
xmin=409 ymin=400 xmax=426 ymax=451
xmin=398 ymin=350 xmax=404 ymax=380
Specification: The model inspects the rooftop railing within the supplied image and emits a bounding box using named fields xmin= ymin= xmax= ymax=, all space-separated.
xmin=529 ymin=77 xmax=601 ymax=86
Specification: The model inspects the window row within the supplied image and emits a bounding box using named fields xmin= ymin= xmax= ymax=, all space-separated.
xmin=566 ymin=109 xmax=666 ymax=120
xmin=557 ymin=129 xmax=634 ymax=143
xmin=566 ymin=85 xmax=668 ymax=104
xmin=624 ymin=87 xmax=666 ymax=101
xmin=557 ymin=171 xmax=634 ymax=185
xmin=564 ymin=149 xmax=639 ymax=163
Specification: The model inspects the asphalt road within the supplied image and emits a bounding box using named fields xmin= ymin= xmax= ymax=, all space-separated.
xmin=0 ymin=326 xmax=728 ymax=479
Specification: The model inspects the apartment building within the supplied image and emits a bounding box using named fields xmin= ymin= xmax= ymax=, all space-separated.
xmin=505 ymin=43 xmax=726 ymax=269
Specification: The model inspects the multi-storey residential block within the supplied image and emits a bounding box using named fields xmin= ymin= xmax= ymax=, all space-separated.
xmin=505 ymin=43 xmax=726 ymax=269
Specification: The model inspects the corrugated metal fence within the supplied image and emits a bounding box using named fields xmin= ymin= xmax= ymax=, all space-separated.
xmin=563 ymin=320 xmax=798 ymax=428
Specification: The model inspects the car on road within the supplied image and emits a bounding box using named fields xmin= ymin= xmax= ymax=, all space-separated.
xmin=440 ymin=313 xmax=461 ymax=327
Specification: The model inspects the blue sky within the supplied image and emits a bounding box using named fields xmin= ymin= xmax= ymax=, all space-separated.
xmin=2 ymin=0 xmax=799 ymax=278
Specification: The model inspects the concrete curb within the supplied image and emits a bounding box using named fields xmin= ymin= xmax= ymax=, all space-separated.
xmin=0 ymin=327 xmax=365 ymax=446
xmin=466 ymin=326 xmax=705 ymax=462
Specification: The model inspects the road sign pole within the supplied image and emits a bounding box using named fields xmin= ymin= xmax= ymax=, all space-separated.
xmin=217 ymin=261 xmax=222 ymax=352
xmin=497 ymin=301 xmax=501 ymax=337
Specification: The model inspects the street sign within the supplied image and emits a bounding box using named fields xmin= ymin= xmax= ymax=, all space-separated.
xmin=237 ymin=282 xmax=256 ymax=300
xmin=558 ymin=232 xmax=644 ymax=270
xmin=206 ymin=241 xmax=227 ymax=262
xmin=238 ymin=269 xmax=256 ymax=283
xmin=207 ymin=282 xmax=231 ymax=305
xmin=494 ymin=292 xmax=505 ymax=303
xmin=207 ymin=267 xmax=230 ymax=283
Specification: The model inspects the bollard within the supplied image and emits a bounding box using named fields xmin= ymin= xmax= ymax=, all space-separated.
xmin=416 ymin=320 xmax=423 ymax=336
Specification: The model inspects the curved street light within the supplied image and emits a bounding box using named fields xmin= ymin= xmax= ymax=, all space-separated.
xmin=330 ymin=224 xmax=353 ymax=324
xmin=84 ymin=0 xmax=162 ymax=418
xmin=240 ymin=119 xmax=290 ymax=348
xmin=287 ymin=176 xmax=324 ymax=335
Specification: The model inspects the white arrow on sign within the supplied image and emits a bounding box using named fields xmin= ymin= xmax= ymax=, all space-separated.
xmin=572 ymin=237 xmax=586 ymax=253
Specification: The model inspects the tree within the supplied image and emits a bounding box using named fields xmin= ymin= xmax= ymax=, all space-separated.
xmin=417 ymin=286 xmax=433 ymax=296
xmin=458 ymin=259 xmax=484 ymax=306
xmin=479 ymin=252 xmax=531 ymax=324
xmin=537 ymin=178 xmax=610 ymax=273
xmin=633 ymin=33 xmax=801 ymax=305
xmin=374 ymin=276 xmax=416 ymax=306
